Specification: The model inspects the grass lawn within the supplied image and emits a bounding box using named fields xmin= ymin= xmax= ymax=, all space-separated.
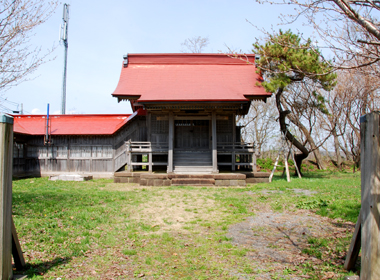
xmin=12 ymin=170 xmax=361 ymax=279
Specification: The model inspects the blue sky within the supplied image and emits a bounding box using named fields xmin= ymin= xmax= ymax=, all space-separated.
xmin=4 ymin=0 xmax=310 ymax=115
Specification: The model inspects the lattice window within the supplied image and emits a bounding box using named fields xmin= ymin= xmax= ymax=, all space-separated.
xmin=151 ymin=115 xmax=169 ymax=134
xmin=217 ymin=118 xmax=232 ymax=134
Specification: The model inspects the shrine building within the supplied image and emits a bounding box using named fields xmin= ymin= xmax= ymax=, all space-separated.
xmin=12 ymin=53 xmax=271 ymax=185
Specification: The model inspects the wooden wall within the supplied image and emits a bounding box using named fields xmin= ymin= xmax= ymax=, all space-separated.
xmin=12 ymin=112 xmax=242 ymax=176
xmin=13 ymin=116 xmax=147 ymax=176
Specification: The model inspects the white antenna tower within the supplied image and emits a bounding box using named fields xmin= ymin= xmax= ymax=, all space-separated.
xmin=60 ymin=4 xmax=69 ymax=114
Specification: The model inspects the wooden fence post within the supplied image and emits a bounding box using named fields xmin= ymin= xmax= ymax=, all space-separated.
xmin=360 ymin=112 xmax=380 ymax=280
xmin=0 ymin=114 xmax=13 ymax=280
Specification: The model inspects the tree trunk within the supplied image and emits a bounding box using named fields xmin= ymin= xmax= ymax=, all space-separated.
xmin=343 ymin=141 xmax=352 ymax=161
xmin=256 ymin=143 xmax=263 ymax=159
xmin=332 ymin=129 xmax=343 ymax=169
xmin=275 ymin=88 xmax=309 ymax=176
xmin=286 ymin=113 xmax=326 ymax=170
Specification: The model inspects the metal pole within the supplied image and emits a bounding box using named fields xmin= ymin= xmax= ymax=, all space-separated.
xmin=61 ymin=4 xmax=69 ymax=115
xmin=46 ymin=103 xmax=50 ymax=144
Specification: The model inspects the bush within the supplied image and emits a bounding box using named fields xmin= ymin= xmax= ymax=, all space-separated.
xmin=257 ymin=158 xmax=274 ymax=170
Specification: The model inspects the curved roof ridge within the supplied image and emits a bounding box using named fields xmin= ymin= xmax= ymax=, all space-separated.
xmin=127 ymin=53 xmax=256 ymax=65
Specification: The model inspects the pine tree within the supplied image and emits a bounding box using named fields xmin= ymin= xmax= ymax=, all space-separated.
xmin=253 ymin=30 xmax=336 ymax=174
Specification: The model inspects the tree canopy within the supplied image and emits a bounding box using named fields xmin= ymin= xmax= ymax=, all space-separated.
xmin=253 ymin=30 xmax=337 ymax=174
xmin=253 ymin=30 xmax=336 ymax=93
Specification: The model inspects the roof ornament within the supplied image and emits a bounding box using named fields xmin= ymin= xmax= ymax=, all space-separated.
xmin=255 ymin=55 xmax=260 ymax=67
xmin=123 ymin=54 xmax=128 ymax=67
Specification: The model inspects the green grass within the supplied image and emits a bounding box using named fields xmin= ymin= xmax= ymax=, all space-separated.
xmin=12 ymin=171 xmax=361 ymax=279
xmin=263 ymin=170 xmax=361 ymax=222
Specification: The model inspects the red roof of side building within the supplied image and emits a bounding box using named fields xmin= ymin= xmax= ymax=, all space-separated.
xmin=111 ymin=53 xmax=271 ymax=103
xmin=12 ymin=109 xmax=146 ymax=136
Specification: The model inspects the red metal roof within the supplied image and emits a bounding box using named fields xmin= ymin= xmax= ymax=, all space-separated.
xmin=112 ymin=53 xmax=270 ymax=103
xmin=12 ymin=110 xmax=146 ymax=136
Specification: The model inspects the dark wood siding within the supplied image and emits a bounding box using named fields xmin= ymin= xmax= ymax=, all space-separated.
xmin=13 ymin=116 xmax=147 ymax=176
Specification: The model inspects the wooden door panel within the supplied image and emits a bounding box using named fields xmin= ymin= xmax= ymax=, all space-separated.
xmin=175 ymin=120 xmax=209 ymax=149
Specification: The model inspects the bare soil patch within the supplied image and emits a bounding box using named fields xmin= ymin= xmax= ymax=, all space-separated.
xmin=227 ymin=209 xmax=355 ymax=279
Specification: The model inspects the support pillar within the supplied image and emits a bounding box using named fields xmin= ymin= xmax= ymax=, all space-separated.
xmin=360 ymin=112 xmax=380 ymax=280
xmin=252 ymin=151 xmax=257 ymax=172
xmin=168 ymin=112 xmax=174 ymax=173
xmin=148 ymin=152 xmax=152 ymax=173
xmin=232 ymin=113 xmax=236 ymax=171
xmin=147 ymin=112 xmax=151 ymax=142
xmin=0 ymin=114 xmax=13 ymax=280
xmin=126 ymin=141 xmax=131 ymax=172
xmin=212 ymin=111 xmax=218 ymax=173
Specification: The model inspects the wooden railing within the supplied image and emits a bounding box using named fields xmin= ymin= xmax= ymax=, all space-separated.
xmin=217 ymin=142 xmax=255 ymax=153
xmin=117 ymin=141 xmax=257 ymax=172
xmin=124 ymin=141 xmax=168 ymax=172
xmin=128 ymin=141 xmax=169 ymax=153
xmin=217 ymin=142 xmax=256 ymax=171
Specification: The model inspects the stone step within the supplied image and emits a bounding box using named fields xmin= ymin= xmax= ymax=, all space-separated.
xmin=171 ymin=178 xmax=215 ymax=186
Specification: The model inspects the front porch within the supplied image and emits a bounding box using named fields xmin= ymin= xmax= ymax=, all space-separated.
xmin=120 ymin=140 xmax=257 ymax=174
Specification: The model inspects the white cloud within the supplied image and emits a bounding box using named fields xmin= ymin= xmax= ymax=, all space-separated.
xmin=31 ymin=108 xmax=44 ymax=114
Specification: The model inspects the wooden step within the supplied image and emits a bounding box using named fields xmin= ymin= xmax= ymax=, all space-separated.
xmin=173 ymin=151 xmax=213 ymax=173
xmin=174 ymin=153 xmax=211 ymax=157
xmin=174 ymin=161 xmax=212 ymax=166
xmin=174 ymin=153 xmax=212 ymax=167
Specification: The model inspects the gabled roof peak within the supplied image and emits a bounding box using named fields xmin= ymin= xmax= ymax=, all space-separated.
xmin=112 ymin=53 xmax=270 ymax=107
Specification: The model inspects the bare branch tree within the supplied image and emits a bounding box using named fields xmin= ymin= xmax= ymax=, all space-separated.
xmin=238 ymin=97 xmax=278 ymax=157
xmin=181 ymin=36 xmax=210 ymax=53
xmin=281 ymin=81 xmax=332 ymax=170
xmin=255 ymin=0 xmax=380 ymax=70
xmin=0 ymin=0 xmax=58 ymax=92
xmin=318 ymin=66 xmax=380 ymax=169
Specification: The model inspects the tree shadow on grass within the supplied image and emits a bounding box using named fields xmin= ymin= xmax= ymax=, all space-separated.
xmin=301 ymin=172 xmax=330 ymax=179
xmin=270 ymin=172 xmax=329 ymax=181
xmin=14 ymin=256 xmax=72 ymax=278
